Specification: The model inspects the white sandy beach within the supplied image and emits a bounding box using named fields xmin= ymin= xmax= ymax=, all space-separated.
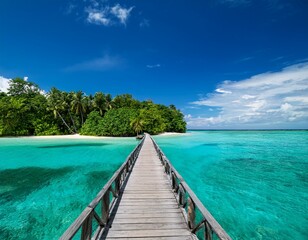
xmin=14 ymin=132 xmax=188 ymax=139
xmin=19 ymin=134 xmax=119 ymax=140
xmin=157 ymin=132 xmax=188 ymax=136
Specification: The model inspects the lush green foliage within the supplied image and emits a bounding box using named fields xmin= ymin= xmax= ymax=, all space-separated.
xmin=79 ymin=111 xmax=104 ymax=136
xmin=0 ymin=78 xmax=186 ymax=136
xmin=100 ymin=108 xmax=138 ymax=137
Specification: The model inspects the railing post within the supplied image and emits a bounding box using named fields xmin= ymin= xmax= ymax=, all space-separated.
xmin=205 ymin=221 xmax=213 ymax=240
xmin=128 ymin=157 xmax=132 ymax=172
xmin=188 ymin=197 xmax=196 ymax=229
xmin=115 ymin=175 xmax=121 ymax=196
xmin=81 ymin=211 xmax=93 ymax=240
xmin=126 ymin=159 xmax=130 ymax=173
xmin=171 ymin=172 xmax=176 ymax=191
xmin=102 ymin=190 xmax=110 ymax=224
xmin=178 ymin=185 xmax=185 ymax=206
xmin=164 ymin=161 xmax=168 ymax=173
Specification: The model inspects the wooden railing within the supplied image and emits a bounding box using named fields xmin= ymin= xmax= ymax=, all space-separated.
xmin=60 ymin=136 xmax=145 ymax=240
xmin=150 ymin=136 xmax=232 ymax=240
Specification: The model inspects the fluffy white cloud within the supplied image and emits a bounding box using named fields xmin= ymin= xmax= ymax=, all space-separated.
xmin=87 ymin=11 xmax=110 ymax=26
xmin=86 ymin=3 xmax=134 ymax=26
xmin=188 ymin=62 xmax=308 ymax=129
xmin=111 ymin=4 xmax=134 ymax=25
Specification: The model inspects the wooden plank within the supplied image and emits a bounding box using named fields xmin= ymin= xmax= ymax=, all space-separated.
xmin=130 ymin=175 xmax=166 ymax=177
xmin=124 ymin=188 xmax=171 ymax=192
xmin=125 ymin=183 xmax=170 ymax=186
xmin=119 ymin=200 xmax=177 ymax=204
xmin=112 ymin=218 xmax=185 ymax=224
xmin=114 ymin=212 xmax=183 ymax=219
xmin=116 ymin=208 xmax=181 ymax=214
xmin=106 ymin=237 xmax=193 ymax=240
xmin=123 ymin=189 xmax=172 ymax=192
xmin=127 ymin=181 xmax=169 ymax=184
xmin=115 ymin=204 xmax=179 ymax=209
xmin=106 ymin=229 xmax=192 ymax=238
xmin=121 ymin=194 xmax=175 ymax=199
xmin=124 ymin=186 xmax=170 ymax=189
xmin=110 ymin=222 xmax=188 ymax=231
xmin=119 ymin=203 xmax=178 ymax=207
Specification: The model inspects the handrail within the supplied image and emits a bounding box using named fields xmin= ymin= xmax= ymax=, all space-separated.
xmin=60 ymin=136 xmax=145 ymax=240
xmin=150 ymin=136 xmax=232 ymax=240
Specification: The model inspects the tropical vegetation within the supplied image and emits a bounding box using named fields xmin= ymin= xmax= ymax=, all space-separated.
xmin=0 ymin=78 xmax=186 ymax=136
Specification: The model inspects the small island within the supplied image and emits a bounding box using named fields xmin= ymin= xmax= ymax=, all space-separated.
xmin=0 ymin=78 xmax=186 ymax=137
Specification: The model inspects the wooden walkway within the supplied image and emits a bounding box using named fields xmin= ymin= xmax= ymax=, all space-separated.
xmin=105 ymin=134 xmax=194 ymax=239
xmin=60 ymin=134 xmax=231 ymax=240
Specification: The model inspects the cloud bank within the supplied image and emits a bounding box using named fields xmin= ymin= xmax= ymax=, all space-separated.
xmin=188 ymin=62 xmax=308 ymax=129
xmin=85 ymin=2 xmax=134 ymax=26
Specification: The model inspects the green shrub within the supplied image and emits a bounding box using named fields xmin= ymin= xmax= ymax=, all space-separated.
xmin=80 ymin=111 xmax=104 ymax=136
xmin=101 ymin=108 xmax=138 ymax=136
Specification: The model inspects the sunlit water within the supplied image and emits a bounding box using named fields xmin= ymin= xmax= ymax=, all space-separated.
xmin=0 ymin=137 xmax=137 ymax=239
xmin=154 ymin=131 xmax=308 ymax=240
xmin=0 ymin=131 xmax=307 ymax=239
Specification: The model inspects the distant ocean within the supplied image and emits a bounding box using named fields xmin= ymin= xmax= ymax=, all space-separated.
xmin=0 ymin=131 xmax=307 ymax=239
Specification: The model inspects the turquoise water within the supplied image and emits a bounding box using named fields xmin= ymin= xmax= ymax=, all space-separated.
xmin=154 ymin=131 xmax=308 ymax=240
xmin=1 ymin=131 xmax=307 ymax=239
xmin=0 ymin=137 xmax=137 ymax=239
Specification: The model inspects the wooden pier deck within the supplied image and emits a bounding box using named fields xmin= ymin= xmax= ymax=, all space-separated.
xmin=105 ymin=134 xmax=193 ymax=240
xmin=61 ymin=134 xmax=231 ymax=240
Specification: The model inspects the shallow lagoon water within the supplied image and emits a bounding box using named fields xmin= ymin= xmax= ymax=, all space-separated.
xmin=0 ymin=137 xmax=137 ymax=239
xmin=154 ymin=131 xmax=308 ymax=239
xmin=0 ymin=131 xmax=307 ymax=239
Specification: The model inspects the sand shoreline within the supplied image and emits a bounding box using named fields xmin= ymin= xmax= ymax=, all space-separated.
xmin=157 ymin=132 xmax=188 ymax=136
xmin=16 ymin=134 xmax=127 ymax=140
xmin=2 ymin=132 xmax=187 ymax=140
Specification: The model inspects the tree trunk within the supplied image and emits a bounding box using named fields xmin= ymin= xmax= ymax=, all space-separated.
xmin=81 ymin=110 xmax=84 ymax=125
xmin=68 ymin=110 xmax=77 ymax=133
xmin=57 ymin=111 xmax=74 ymax=134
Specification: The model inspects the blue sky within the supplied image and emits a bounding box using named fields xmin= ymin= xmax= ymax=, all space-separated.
xmin=0 ymin=0 xmax=308 ymax=129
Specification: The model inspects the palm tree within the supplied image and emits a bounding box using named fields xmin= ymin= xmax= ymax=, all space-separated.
xmin=105 ymin=94 xmax=113 ymax=110
xmin=47 ymin=88 xmax=75 ymax=133
xmin=130 ymin=116 xmax=144 ymax=136
xmin=71 ymin=91 xmax=86 ymax=125
xmin=93 ymin=92 xmax=107 ymax=116
xmin=86 ymin=94 xmax=94 ymax=114
xmin=66 ymin=92 xmax=77 ymax=133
